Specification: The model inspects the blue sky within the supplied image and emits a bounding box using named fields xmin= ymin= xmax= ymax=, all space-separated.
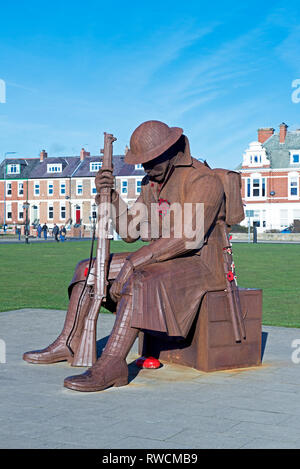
xmin=1 ymin=0 xmax=300 ymax=169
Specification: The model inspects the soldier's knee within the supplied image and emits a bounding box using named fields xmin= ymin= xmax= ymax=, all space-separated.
xmin=68 ymin=258 xmax=95 ymax=298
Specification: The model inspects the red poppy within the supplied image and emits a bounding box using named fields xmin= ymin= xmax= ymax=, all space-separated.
xmin=135 ymin=356 xmax=161 ymax=369
xmin=227 ymin=271 xmax=234 ymax=282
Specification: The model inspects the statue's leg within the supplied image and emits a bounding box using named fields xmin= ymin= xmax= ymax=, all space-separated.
xmin=23 ymin=274 xmax=90 ymax=364
xmin=63 ymin=287 xmax=138 ymax=392
xmin=23 ymin=253 xmax=129 ymax=365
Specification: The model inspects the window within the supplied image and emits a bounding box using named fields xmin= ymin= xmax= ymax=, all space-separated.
xmin=90 ymin=162 xmax=102 ymax=172
xmin=280 ymin=209 xmax=288 ymax=228
xmin=48 ymin=206 xmax=54 ymax=220
xmin=7 ymin=164 xmax=20 ymax=174
xmin=253 ymin=179 xmax=260 ymax=197
xmin=48 ymin=181 xmax=54 ymax=196
xmin=91 ymin=205 xmax=97 ymax=220
xmin=247 ymin=178 xmax=251 ymax=197
xmin=34 ymin=183 xmax=40 ymax=196
xmin=60 ymin=181 xmax=66 ymax=195
xmin=91 ymin=180 xmax=97 ymax=195
xmin=18 ymin=182 xmax=23 ymax=196
xmin=6 ymin=182 xmax=12 ymax=196
xmin=18 ymin=204 xmax=24 ymax=220
xmin=290 ymin=152 xmax=300 ymax=164
xmin=60 ymin=205 xmax=66 ymax=219
xmin=246 ymin=176 xmax=266 ymax=198
xmin=289 ymin=173 xmax=299 ymax=197
xmin=135 ymin=164 xmax=143 ymax=170
xmin=121 ymin=180 xmax=128 ymax=195
xmin=47 ymin=164 xmax=62 ymax=173
xmin=76 ymin=180 xmax=83 ymax=195
xmin=6 ymin=203 xmax=12 ymax=220
xmin=136 ymin=179 xmax=142 ymax=194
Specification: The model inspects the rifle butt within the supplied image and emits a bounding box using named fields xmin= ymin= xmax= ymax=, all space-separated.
xmin=71 ymin=300 xmax=102 ymax=367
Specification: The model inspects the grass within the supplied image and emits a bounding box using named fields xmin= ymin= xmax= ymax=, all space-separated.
xmin=0 ymin=240 xmax=299 ymax=327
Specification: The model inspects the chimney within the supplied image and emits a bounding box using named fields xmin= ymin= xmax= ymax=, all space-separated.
xmin=80 ymin=147 xmax=90 ymax=161
xmin=124 ymin=145 xmax=129 ymax=155
xmin=257 ymin=128 xmax=275 ymax=144
xmin=279 ymin=122 xmax=288 ymax=144
xmin=40 ymin=149 xmax=47 ymax=162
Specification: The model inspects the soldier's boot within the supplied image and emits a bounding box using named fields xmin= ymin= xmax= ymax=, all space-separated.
xmin=63 ymin=293 xmax=138 ymax=392
xmin=23 ymin=281 xmax=91 ymax=364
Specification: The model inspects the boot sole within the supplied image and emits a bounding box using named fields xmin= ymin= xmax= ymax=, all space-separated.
xmin=63 ymin=377 xmax=128 ymax=392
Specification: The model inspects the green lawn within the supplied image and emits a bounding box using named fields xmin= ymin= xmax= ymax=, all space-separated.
xmin=0 ymin=241 xmax=299 ymax=327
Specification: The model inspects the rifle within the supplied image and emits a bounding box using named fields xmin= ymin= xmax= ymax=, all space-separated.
xmin=219 ymin=219 xmax=246 ymax=343
xmin=69 ymin=132 xmax=117 ymax=367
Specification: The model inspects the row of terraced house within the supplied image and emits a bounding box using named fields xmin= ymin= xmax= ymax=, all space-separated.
xmin=0 ymin=147 xmax=145 ymax=236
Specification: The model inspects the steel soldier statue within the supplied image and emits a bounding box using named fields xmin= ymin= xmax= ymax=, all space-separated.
xmin=23 ymin=120 xmax=244 ymax=392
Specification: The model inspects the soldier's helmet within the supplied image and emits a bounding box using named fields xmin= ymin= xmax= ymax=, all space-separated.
xmin=124 ymin=120 xmax=183 ymax=165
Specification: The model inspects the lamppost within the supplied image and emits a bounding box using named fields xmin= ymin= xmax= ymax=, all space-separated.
xmin=23 ymin=201 xmax=30 ymax=244
xmin=3 ymin=151 xmax=16 ymax=233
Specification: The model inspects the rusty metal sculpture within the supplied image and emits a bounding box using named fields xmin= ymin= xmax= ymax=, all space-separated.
xmin=23 ymin=120 xmax=248 ymax=392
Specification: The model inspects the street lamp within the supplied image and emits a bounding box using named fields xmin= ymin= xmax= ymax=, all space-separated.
xmin=23 ymin=202 xmax=30 ymax=244
xmin=3 ymin=151 xmax=16 ymax=233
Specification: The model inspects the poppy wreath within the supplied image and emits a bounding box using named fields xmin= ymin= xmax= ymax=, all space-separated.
xmin=158 ymin=198 xmax=170 ymax=217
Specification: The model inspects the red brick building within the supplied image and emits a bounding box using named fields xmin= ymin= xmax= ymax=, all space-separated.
xmin=239 ymin=123 xmax=300 ymax=231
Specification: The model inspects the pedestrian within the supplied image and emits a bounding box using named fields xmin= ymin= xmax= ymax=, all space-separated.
xmin=52 ymin=223 xmax=59 ymax=242
xmin=41 ymin=223 xmax=48 ymax=240
xmin=37 ymin=224 xmax=42 ymax=238
xmin=60 ymin=225 xmax=66 ymax=242
xmin=16 ymin=226 xmax=21 ymax=241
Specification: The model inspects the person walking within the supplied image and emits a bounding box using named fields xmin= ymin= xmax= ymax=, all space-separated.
xmin=52 ymin=223 xmax=59 ymax=242
xmin=37 ymin=224 xmax=42 ymax=238
xmin=59 ymin=225 xmax=66 ymax=242
xmin=41 ymin=223 xmax=48 ymax=240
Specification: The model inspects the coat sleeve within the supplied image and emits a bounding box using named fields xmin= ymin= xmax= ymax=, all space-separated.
xmin=145 ymin=172 xmax=224 ymax=262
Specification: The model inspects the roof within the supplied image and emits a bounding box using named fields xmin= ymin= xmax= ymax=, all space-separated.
xmin=30 ymin=157 xmax=80 ymax=179
xmin=263 ymin=131 xmax=300 ymax=169
xmin=0 ymin=158 xmax=40 ymax=180
xmin=0 ymin=154 xmax=146 ymax=179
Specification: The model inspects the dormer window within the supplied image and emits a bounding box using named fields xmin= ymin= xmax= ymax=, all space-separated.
xmin=47 ymin=163 xmax=62 ymax=173
xmin=90 ymin=162 xmax=102 ymax=172
xmin=7 ymin=163 xmax=20 ymax=174
xmin=242 ymin=142 xmax=269 ymax=167
xmin=290 ymin=151 xmax=300 ymax=164
xmin=135 ymin=164 xmax=143 ymax=170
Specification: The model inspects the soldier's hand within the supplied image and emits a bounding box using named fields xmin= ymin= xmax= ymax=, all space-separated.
xmin=95 ymin=169 xmax=114 ymax=192
xmin=109 ymin=260 xmax=133 ymax=303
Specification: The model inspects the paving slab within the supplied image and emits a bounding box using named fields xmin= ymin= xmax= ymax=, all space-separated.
xmin=0 ymin=308 xmax=300 ymax=449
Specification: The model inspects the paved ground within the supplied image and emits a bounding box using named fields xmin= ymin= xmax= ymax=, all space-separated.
xmin=0 ymin=308 xmax=300 ymax=449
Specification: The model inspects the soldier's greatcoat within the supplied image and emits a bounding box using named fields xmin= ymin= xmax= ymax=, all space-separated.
xmin=70 ymin=136 xmax=244 ymax=338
